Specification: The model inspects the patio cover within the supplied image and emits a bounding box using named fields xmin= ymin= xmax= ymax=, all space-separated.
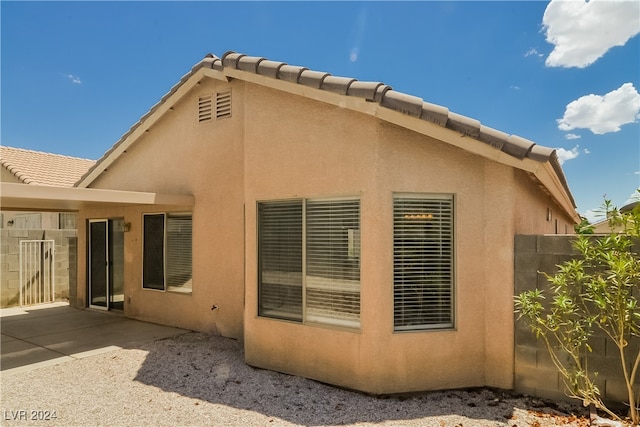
xmin=0 ymin=182 xmax=194 ymax=212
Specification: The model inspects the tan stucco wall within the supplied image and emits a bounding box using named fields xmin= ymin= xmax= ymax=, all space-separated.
xmin=77 ymin=77 xmax=245 ymax=338
xmin=240 ymin=83 xmax=569 ymax=394
xmin=513 ymin=170 xmax=575 ymax=235
xmin=75 ymin=75 xmax=576 ymax=394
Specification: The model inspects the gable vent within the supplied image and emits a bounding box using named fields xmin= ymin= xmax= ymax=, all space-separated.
xmin=198 ymin=95 xmax=212 ymax=122
xmin=216 ymin=91 xmax=232 ymax=119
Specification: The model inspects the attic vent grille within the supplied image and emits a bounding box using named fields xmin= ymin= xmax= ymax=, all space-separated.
xmin=198 ymin=95 xmax=212 ymax=123
xmin=216 ymin=91 xmax=232 ymax=119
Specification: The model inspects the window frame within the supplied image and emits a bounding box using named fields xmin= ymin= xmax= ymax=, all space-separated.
xmin=392 ymin=193 xmax=455 ymax=332
xmin=142 ymin=212 xmax=193 ymax=294
xmin=256 ymin=196 xmax=361 ymax=330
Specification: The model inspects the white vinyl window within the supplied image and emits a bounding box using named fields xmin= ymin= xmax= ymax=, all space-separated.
xmin=393 ymin=194 xmax=454 ymax=331
xmin=258 ymin=197 xmax=361 ymax=328
xmin=143 ymin=213 xmax=193 ymax=293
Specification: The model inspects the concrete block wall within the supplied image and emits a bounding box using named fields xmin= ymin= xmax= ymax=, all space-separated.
xmin=0 ymin=229 xmax=77 ymax=307
xmin=514 ymin=234 xmax=640 ymax=405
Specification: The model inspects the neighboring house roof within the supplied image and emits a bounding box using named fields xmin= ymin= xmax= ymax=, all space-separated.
xmin=1 ymin=146 xmax=96 ymax=187
xmin=76 ymin=51 xmax=579 ymax=221
xmin=591 ymin=199 xmax=639 ymax=233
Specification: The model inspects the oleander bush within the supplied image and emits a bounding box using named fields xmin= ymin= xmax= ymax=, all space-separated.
xmin=515 ymin=193 xmax=640 ymax=424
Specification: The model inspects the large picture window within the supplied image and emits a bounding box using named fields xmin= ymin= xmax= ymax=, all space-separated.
xmin=393 ymin=194 xmax=454 ymax=331
xmin=258 ymin=198 xmax=360 ymax=328
xmin=143 ymin=213 xmax=193 ymax=293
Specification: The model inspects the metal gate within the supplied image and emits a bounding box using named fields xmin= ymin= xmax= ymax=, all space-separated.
xmin=19 ymin=240 xmax=55 ymax=306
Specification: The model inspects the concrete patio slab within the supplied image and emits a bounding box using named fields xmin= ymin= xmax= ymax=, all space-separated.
xmin=0 ymin=302 xmax=188 ymax=376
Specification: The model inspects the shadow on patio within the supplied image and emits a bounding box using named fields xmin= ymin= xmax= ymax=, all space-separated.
xmin=1 ymin=302 xmax=187 ymax=374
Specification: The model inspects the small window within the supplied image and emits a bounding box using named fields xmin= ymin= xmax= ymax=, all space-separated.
xmin=258 ymin=197 xmax=361 ymax=328
xmin=393 ymin=194 xmax=454 ymax=331
xmin=143 ymin=213 xmax=192 ymax=293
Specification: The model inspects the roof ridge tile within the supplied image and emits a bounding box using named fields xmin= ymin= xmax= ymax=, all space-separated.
xmin=420 ymin=102 xmax=449 ymax=126
xmin=320 ymin=75 xmax=356 ymax=95
xmin=277 ymin=64 xmax=308 ymax=83
xmin=214 ymin=51 xmax=562 ymax=169
xmin=503 ymin=134 xmax=535 ymax=160
xmin=237 ymin=55 xmax=266 ymax=73
xmin=75 ymin=51 xmax=575 ymax=210
xmin=380 ymin=90 xmax=424 ymax=118
xmin=346 ymin=81 xmax=384 ymax=101
xmin=478 ymin=125 xmax=508 ymax=151
xmin=221 ymin=51 xmax=246 ymax=69
xmin=446 ymin=112 xmax=481 ymax=139
xmin=299 ymin=70 xmax=331 ymax=89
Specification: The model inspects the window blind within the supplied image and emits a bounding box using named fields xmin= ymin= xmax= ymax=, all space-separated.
xmin=166 ymin=215 xmax=193 ymax=291
xmin=258 ymin=200 xmax=303 ymax=321
xmin=393 ymin=195 xmax=454 ymax=330
xmin=305 ymin=199 xmax=360 ymax=328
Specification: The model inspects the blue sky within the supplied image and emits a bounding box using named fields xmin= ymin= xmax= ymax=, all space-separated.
xmin=2 ymin=1 xmax=639 ymax=222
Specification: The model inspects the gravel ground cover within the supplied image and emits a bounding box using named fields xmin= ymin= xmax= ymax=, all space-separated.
xmin=1 ymin=332 xmax=592 ymax=426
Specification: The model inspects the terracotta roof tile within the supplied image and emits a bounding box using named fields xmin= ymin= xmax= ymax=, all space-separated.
xmin=76 ymin=51 xmax=576 ymax=210
xmin=197 ymin=51 xmax=563 ymax=168
xmin=0 ymin=146 xmax=95 ymax=187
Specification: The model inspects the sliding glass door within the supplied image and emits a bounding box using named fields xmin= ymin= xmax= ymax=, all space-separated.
xmin=89 ymin=219 xmax=124 ymax=310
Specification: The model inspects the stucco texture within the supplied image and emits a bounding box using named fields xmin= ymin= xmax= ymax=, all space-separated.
xmin=241 ymin=83 xmax=574 ymax=394
xmin=76 ymin=76 xmax=575 ymax=395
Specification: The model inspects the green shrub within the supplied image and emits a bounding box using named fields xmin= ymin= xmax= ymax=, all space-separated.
xmin=515 ymin=193 xmax=640 ymax=424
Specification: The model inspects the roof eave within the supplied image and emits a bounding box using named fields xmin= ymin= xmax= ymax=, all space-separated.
xmin=533 ymin=161 xmax=580 ymax=223
xmin=76 ymin=53 xmax=579 ymax=223
xmin=1 ymin=182 xmax=194 ymax=212
xmin=219 ymin=65 xmax=579 ymax=221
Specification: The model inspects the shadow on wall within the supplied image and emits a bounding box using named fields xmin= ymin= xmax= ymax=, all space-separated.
xmin=133 ymin=332 xmax=538 ymax=426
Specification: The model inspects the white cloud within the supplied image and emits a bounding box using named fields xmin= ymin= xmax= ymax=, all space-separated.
xmin=583 ymin=188 xmax=640 ymax=223
xmin=634 ymin=171 xmax=640 ymax=175
xmin=565 ymin=133 xmax=581 ymax=140
xmin=555 ymin=145 xmax=580 ymax=164
xmin=524 ymin=48 xmax=544 ymax=58
xmin=510 ymin=85 xmax=520 ymax=90
xmin=349 ymin=48 xmax=359 ymax=63
xmin=624 ymin=188 xmax=640 ymax=206
xmin=543 ymin=0 xmax=640 ymax=68
xmin=582 ymin=208 xmax=603 ymax=223
xmin=348 ymin=8 xmax=367 ymax=63
xmin=66 ymin=74 xmax=82 ymax=84
xmin=557 ymin=83 xmax=640 ymax=134
xmin=583 ymin=148 xmax=590 ymax=154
